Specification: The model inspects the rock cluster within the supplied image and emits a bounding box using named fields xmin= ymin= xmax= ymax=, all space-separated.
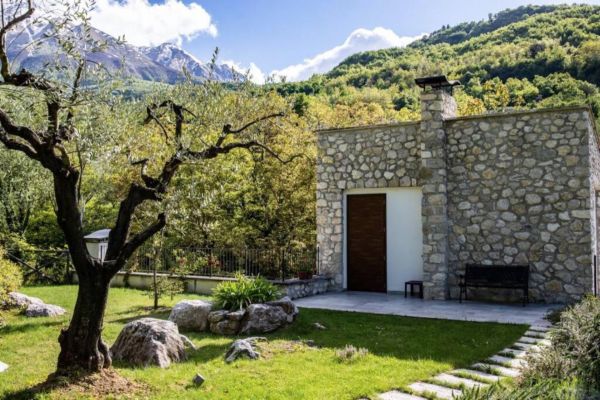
xmin=110 ymin=318 xmax=188 ymax=368
xmin=6 ymin=292 xmax=66 ymax=317
xmin=168 ymin=297 xmax=299 ymax=335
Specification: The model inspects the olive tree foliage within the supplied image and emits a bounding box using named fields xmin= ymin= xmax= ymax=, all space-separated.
xmin=0 ymin=0 xmax=305 ymax=373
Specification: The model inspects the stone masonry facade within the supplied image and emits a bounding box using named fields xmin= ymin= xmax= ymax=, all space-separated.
xmin=317 ymin=83 xmax=599 ymax=303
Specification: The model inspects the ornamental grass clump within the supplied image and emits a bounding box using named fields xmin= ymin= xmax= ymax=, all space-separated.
xmin=212 ymin=273 xmax=280 ymax=311
xmin=522 ymin=295 xmax=600 ymax=397
xmin=335 ymin=345 xmax=369 ymax=363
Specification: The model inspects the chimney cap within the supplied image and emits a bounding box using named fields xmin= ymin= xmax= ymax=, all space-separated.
xmin=415 ymin=75 xmax=461 ymax=90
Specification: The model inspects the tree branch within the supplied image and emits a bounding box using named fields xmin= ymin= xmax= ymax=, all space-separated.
xmin=111 ymin=213 xmax=166 ymax=272
xmin=0 ymin=0 xmax=33 ymax=79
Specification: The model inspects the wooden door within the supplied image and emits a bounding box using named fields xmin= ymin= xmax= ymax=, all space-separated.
xmin=347 ymin=194 xmax=387 ymax=292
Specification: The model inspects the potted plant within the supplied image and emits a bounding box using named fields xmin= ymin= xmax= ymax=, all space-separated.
xmin=297 ymin=263 xmax=314 ymax=280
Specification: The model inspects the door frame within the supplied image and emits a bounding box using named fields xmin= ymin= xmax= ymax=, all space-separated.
xmin=343 ymin=187 xmax=424 ymax=291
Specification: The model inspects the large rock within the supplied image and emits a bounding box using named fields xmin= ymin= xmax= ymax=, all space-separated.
xmin=25 ymin=303 xmax=66 ymax=317
xmin=110 ymin=318 xmax=187 ymax=368
xmin=238 ymin=297 xmax=299 ymax=334
xmin=168 ymin=300 xmax=212 ymax=331
xmin=7 ymin=292 xmax=44 ymax=308
xmin=240 ymin=304 xmax=291 ymax=334
xmin=266 ymin=297 xmax=299 ymax=322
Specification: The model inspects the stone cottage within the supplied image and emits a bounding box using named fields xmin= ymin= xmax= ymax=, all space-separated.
xmin=316 ymin=75 xmax=600 ymax=303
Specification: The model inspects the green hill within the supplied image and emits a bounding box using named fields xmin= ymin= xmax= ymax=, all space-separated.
xmin=277 ymin=4 xmax=600 ymax=126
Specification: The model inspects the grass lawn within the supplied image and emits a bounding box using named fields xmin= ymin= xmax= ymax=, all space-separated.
xmin=0 ymin=285 xmax=527 ymax=399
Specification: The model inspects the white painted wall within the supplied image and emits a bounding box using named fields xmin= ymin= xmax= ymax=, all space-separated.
xmin=343 ymin=187 xmax=423 ymax=292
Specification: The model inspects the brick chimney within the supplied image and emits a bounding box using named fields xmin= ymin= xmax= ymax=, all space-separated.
xmin=416 ymin=75 xmax=460 ymax=300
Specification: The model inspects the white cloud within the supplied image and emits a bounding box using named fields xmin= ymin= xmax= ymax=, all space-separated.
xmin=272 ymin=27 xmax=424 ymax=82
xmin=87 ymin=0 xmax=217 ymax=47
xmin=223 ymin=60 xmax=266 ymax=84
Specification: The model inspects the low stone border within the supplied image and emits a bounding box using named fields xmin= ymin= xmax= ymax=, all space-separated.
xmin=378 ymin=323 xmax=553 ymax=400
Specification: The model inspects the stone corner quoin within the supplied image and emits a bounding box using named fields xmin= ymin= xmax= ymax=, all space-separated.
xmin=316 ymin=81 xmax=599 ymax=304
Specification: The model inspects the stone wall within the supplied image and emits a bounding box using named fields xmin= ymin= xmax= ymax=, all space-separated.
xmin=445 ymin=107 xmax=596 ymax=303
xmin=316 ymin=122 xmax=420 ymax=287
xmin=278 ymin=277 xmax=332 ymax=299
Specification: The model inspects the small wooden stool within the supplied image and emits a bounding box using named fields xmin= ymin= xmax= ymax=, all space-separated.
xmin=404 ymin=280 xmax=424 ymax=299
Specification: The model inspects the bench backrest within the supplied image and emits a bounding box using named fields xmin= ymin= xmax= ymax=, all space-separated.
xmin=464 ymin=264 xmax=529 ymax=286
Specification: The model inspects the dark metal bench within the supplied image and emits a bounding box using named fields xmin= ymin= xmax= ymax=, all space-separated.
xmin=459 ymin=263 xmax=529 ymax=306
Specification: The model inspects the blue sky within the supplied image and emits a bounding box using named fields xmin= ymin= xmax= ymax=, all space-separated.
xmin=87 ymin=0 xmax=600 ymax=82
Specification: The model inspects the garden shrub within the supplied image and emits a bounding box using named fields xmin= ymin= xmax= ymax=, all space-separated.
xmin=212 ymin=273 xmax=280 ymax=311
xmin=0 ymin=246 xmax=22 ymax=326
xmin=459 ymin=379 xmax=577 ymax=400
xmin=522 ymin=295 xmax=600 ymax=397
xmin=0 ymin=245 xmax=22 ymax=304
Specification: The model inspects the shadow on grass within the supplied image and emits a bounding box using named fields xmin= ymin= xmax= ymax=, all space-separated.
xmin=0 ymin=319 xmax=64 ymax=335
xmin=114 ymin=307 xmax=526 ymax=369
xmin=109 ymin=309 xmax=172 ymax=325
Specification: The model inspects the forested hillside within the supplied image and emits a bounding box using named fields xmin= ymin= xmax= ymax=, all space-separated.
xmin=277 ymin=4 xmax=600 ymax=127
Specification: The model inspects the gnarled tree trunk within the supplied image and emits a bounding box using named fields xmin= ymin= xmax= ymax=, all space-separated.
xmin=57 ymin=268 xmax=112 ymax=372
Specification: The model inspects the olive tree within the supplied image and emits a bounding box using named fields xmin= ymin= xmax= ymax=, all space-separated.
xmin=0 ymin=1 xmax=301 ymax=374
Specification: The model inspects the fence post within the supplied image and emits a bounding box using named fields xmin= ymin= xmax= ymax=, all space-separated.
xmin=281 ymin=248 xmax=286 ymax=282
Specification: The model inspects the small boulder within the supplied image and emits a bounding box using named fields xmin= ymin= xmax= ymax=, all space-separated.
xmin=240 ymin=304 xmax=290 ymax=334
xmin=110 ymin=318 xmax=187 ymax=368
xmin=25 ymin=303 xmax=66 ymax=317
xmin=208 ymin=310 xmax=245 ymax=335
xmin=192 ymin=373 xmax=205 ymax=386
xmin=7 ymin=292 xmax=44 ymax=308
xmin=168 ymin=300 xmax=212 ymax=331
xmin=225 ymin=337 xmax=266 ymax=363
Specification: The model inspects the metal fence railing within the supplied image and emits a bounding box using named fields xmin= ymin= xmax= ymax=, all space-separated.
xmin=7 ymin=249 xmax=72 ymax=284
xmin=126 ymin=245 xmax=320 ymax=282
xmin=7 ymin=245 xmax=320 ymax=284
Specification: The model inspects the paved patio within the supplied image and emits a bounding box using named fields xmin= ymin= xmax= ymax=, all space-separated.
xmin=294 ymin=291 xmax=557 ymax=325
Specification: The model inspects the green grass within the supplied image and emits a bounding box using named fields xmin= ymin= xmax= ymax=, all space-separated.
xmin=0 ymin=286 xmax=527 ymax=399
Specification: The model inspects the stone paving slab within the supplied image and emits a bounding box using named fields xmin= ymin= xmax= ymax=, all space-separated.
xmin=499 ymin=347 xmax=528 ymax=358
xmin=408 ymin=382 xmax=462 ymax=400
xmin=473 ymin=363 xmax=521 ymax=378
xmin=0 ymin=361 xmax=8 ymax=372
xmin=433 ymin=373 xmax=487 ymax=388
xmin=524 ymin=330 xmax=549 ymax=338
xmin=512 ymin=342 xmax=534 ymax=350
xmin=518 ymin=336 xmax=541 ymax=344
xmin=379 ymin=391 xmax=427 ymax=400
xmin=529 ymin=325 xmax=551 ymax=332
xmin=488 ymin=355 xmax=526 ymax=369
xmin=451 ymin=369 xmax=501 ymax=383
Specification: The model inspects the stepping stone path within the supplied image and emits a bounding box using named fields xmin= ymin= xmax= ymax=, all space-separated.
xmin=377 ymin=323 xmax=552 ymax=400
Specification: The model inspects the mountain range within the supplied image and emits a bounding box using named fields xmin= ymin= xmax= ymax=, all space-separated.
xmin=6 ymin=23 xmax=238 ymax=83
